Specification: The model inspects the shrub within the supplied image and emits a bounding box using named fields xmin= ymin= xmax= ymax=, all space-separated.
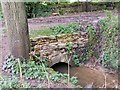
xmin=99 ymin=11 xmax=119 ymax=69
xmin=25 ymin=2 xmax=53 ymax=18
xmin=86 ymin=24 xmax=97 ymax=59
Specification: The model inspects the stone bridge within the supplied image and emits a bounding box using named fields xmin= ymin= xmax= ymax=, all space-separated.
xmin=31 ymin=32 xmax=88 ymax=67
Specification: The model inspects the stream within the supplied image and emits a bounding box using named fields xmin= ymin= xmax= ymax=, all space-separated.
xmin=51 ymin=62 xmax=118 ymax=88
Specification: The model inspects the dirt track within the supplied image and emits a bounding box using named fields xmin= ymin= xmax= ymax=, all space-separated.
xmin=28 ymin=11 xmax=105 ymax=30
xmin=0 ymin=11 xmax=105 ymax=30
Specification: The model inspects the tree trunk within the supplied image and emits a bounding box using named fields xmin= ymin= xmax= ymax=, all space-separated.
xmin=1 ymin=2 xmax=30 ymax=59
xmin=85 ymin=0 xmax=88 ymax=12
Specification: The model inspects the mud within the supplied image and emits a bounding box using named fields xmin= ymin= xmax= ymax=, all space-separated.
xmin=51 ymin=62 xmax=118 ymax=88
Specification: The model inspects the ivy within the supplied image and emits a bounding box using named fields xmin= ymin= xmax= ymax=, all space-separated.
xmin=86 ymin=24 xmax=97 ymax=59
xmin=2 ymin=55 xmax=79 ymax=86
xmin=0 ymin=75 xmax=30 ymax=88
xmin=3 ymin=55 xmax=48 ymax=79
xmin=66 ymin=42 xmax=80 ymax=66
xmin=99 ymin=11 xmax=119 ymax=69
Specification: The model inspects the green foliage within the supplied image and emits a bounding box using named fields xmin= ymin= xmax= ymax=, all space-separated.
xmin=58 ymin=8 xmax=65 ymax=15
xmin=51 ymin=22 xmax=80 ymax=35
xmin=0 ymin=75 xmax=30 ymax=88
xmin=3 ymin=55 xmax=48 ymax=79
xmin=29 ymin=27 xmax=53 ymax=38
xmin=85 ymin=24 xmax=97 ymax=60
xmin=84 ymin=11 xmax=119 ymax=69
xmin=0 ymin=76 xmax=21 ymax=88
xmin=50 ymin=72 xmax=68 ymax=82
xmin=50 ymin=72 xmax=61 ymax=82
xmin=50 ymin=72 xmax=78 ymax=85
xmin=72 ymin=53 xmax=80 ymax=66
xmin=25 ymin=2 xmax=53 ymax=18
xmin=30 ymin=22 xmax=80 ymax=38
xmin=0 ymin=5 xmax=3 ymax=20
xmin=51 ymin=0 xmax=69 ymax=3
xmin=70 ymin=76 xmax=78 ymax=85
xmin=99 ymin=11 xmax=119 ymax=69
xmin=3 ymin=55 xmax=78 ymax=86
xmin=33 ymin=3 xmax=52 ymax=17
xmin=66 ymin=42 xmax=73 ymax=53
xmin=25 ymin=1 xmax=71 ymax=18
xmin=0 ymin=11 xmax=3 ymax=20
xmin=86 ymin=24 xmax=96 ymax=46
xmin=66 ymin=42 xmax=80 ymax=66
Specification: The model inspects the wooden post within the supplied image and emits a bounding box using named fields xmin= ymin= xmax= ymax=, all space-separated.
xmin=1 ymin=2 xmax=30 ymax=59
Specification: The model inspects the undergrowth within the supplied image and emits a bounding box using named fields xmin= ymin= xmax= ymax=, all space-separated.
xmin=29 ymin=22 xmax=80 ymax=39
xmin=82 ymin=11 xmax=119 ymax=70
xmin=86 ymin=24 xmax=97 ymax=59
xmin=2 ymin=55 xmax=79 ymax=88
xmin=66 ymin=42 xmax=80 ymax=66
xmin=51 ymin=22 xmax=80 ymax=35
xmin=99 ymin=11 xmax=119 ymax=69
xmin=0 ymin=75 xmax=30 ymax=88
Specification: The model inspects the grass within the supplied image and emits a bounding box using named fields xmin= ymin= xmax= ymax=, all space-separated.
xmin=29 ymin=27 xmax=53 ymax=38
xmin=29 ymin=22 xmax=80 ymax=39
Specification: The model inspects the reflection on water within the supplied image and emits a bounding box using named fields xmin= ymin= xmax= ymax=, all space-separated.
xmin=51 ymin=62 xmax=118 ymax=88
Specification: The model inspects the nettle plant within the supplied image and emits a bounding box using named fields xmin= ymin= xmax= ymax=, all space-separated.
xmin=99 ymin=11 xmax=119 ymax=69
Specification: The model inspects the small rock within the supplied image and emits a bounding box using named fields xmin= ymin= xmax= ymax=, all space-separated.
xmin=73 ymin=44 xmax=78 ymax=48
xmin=60 ymin=53 xmax=67 ymax=62
xmin=58 ymin=43 xmax=66 ymax=49
xmin=41 ymin=44 xmax=51 ymax=50
xmin=31 ymin=41 xmax=37 ymax=47
xmin=50 ymin=55 xmax=61 ymax=65
xmin=84 ymin=83 xmax=93 ymax=89
xmin=40 ymin=50 xmax=52 ymax=57
xmin=34 ymin=45 xmax=41 ymax=52
xmin=60 ymin=49 xmax=65 ymax=53
xmin=48 ymin=51 xmax=59 ymax=59
xmin=49 ymin=43 xmax=58 ymax=50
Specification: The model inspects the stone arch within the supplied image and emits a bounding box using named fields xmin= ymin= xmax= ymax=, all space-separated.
xmin=48 ymin=60 xmax=73 ymax=67
xmin=50 ymin=62 xmax=71 ymax=73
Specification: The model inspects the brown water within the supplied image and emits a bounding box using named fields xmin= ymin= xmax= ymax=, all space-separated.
xmin=51 ymin=62 xmax=118 ymax=88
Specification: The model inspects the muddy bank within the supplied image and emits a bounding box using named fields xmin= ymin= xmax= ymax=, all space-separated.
xmin=51 ymin=62 xmax=118 ymax=88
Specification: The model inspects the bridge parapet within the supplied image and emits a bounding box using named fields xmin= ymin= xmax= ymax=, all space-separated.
xmin=31 ymin=32 xmax=88 ymax=67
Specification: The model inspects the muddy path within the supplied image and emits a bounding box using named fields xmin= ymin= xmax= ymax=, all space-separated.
xmin=0 ymin=11 xmax=106 ymax=31
xmin=28 ymin=11 xmax=105 ymax=30
xmin=51 ymin=62 xmax=119 ymax=88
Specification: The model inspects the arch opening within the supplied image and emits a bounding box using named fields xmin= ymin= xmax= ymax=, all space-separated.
xmin=51 ymin=62 xmax=71 ymax=74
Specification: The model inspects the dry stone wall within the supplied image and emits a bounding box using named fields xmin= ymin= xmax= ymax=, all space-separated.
xmin=31 ymin=32 xmax=88 ymax=67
